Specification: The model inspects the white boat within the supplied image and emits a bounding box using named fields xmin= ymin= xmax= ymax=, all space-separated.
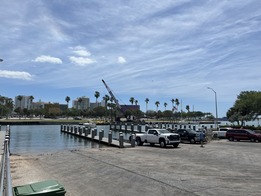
xmin=83 ymin=122 xmax=96 ymax=128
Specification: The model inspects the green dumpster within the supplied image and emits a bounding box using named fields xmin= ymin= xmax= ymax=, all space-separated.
xmin=13 ymin=180 xmax=66 ymax=196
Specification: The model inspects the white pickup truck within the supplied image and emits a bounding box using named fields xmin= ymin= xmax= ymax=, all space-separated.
xmin=212 ymin=127 xmax=230 ymax=139
xmin=134 ymin=129 xmax=180 ymax=148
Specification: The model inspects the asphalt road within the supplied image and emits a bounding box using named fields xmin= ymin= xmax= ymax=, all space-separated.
xmin=10 ymin=140 xmax=260 ymax=196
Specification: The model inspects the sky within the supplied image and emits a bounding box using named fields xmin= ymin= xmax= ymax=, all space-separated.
xmin=1 ymin=0 xmax=261 ymax=118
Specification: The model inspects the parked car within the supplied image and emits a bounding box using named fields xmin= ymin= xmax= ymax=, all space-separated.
xmin=176 ymin=129 xmax=203 ymax=143
xmin=225 ymin=129 xmax=261 ymax=142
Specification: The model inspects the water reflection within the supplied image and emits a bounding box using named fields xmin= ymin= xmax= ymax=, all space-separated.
xmin=10 ymin=125 xmax=107 ymax=155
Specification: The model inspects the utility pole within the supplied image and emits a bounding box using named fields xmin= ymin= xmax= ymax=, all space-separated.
xmin=207 ymin=87 xmax=218 ymax=130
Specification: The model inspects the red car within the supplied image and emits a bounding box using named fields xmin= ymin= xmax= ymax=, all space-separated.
xmin=226 ymin=129 xmax=261 ymax=142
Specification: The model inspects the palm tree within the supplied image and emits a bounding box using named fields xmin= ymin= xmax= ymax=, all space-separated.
xmin=103 ymin=94 xmax=110 ymax=109
xmin=29 ymin=96 xmax=34 ymax=109
xmin=94 ymin=91 xmax=100 ymax=104
xmin=164 ymin=102 xmax=168 ymax=111
xmin=17 ymin=95 xmax=23 ymax=119
xmin=65 ymin=96 xmax=70 ymax=119
xmin=103 ymin=94 xmax=110 ymax=119
xmin=65 ymin=96 xmax=70 ymax=106
xmin=186 ymin=105 xmax=190 ymax=112
xmin=135 ymin=100 xmax=138 ymax=105
xmin=129 ymin=97 xmax=135 ymax=105
xmin=145 ymin=98 xmax=149 ymax=113
xmin=175 ymin=98 xmax=180 ymax=111
xmin=78 ymin=98 xmax=83 ymax=110
xmin=171 ymin=98 xmax=175 ymax=110
xmin=155 ymin=101 xmax=160 ymax=112
xmin=29 ymin=96 xmax=34 ymax=119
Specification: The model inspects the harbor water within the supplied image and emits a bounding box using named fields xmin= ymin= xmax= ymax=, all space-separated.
xmin=9 ymin=125 xmax=114 ymax=155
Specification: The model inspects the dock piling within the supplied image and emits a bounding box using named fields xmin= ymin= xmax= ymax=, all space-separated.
xmin=108 ymin=131 xmax=112 ymax=145
xmin=119 ymin=132 xmax=123 ymax=148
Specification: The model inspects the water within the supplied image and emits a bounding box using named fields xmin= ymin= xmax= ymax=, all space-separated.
xmin=9 ymin=125 xmax=110 ymax=155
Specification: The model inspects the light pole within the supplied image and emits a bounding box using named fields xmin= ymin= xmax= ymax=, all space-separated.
xmin=207 ymin=87 xmax=218 ymax=130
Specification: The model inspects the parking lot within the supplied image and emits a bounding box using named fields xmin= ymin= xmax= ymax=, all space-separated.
xmin=11 ymin=140 xmax=260 ymax=196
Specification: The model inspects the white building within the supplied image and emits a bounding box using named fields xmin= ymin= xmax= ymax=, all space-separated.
xmin=15 ymin=95 xmax=34 ymax=109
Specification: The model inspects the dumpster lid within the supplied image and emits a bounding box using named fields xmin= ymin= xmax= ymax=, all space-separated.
xmin=13 ymin=180 xmax=66 ymax=196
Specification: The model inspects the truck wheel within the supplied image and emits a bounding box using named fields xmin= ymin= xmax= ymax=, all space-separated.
xmin=159 ymin=139 xmax=166 ymax=148
xmin=173 ymin=143 xmax=179 ymax=148
xmin=190 ymin=138 xmax=196 ymax=144
xmin=136 ymin=137 xmax=143 ymax=146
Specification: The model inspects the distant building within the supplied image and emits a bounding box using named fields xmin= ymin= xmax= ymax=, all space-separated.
xmin=72 ymin=96 xmax=90 ymax=110
xmin=31 ymin=100 xmax=45 ymax=110
xmin=14 ymin=95 xmax=33 ymax=109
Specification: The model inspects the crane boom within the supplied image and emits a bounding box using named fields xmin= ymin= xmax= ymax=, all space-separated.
xmin=102 ymin=79 xmax=122 ymax=110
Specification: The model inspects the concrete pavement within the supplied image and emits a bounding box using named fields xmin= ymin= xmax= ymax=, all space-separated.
xmin=10 ymin=140 xmax=261 ymax=196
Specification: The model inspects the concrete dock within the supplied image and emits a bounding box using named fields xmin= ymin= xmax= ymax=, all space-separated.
xmin=10 ymin=140 xmax=261 ymax=196
xmin=61 ymin=125 xmax=134 ymax=148
xmin=0 ymin=126 xmax=8 ymax=162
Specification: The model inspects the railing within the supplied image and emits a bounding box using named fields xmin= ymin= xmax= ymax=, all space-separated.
xmin=0 ymin=125 xmax=13 ymax=196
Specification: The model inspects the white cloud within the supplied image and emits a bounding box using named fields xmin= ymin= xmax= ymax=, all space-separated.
xmin=69 ymin=56 xmax=96 ymax=66
xmin=70 ymin=46 xmax=91 ymax=57
xmin=118 ymin=56 xmax=127 ymax=64
xmin=0 ymin=70 xmax=33 ymax=80
xmin=33 ymin=55 xmax=62 ymax=64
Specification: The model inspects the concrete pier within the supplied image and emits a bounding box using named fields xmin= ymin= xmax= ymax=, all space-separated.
xmin=60 ymin=124 xmax=133 ymax=148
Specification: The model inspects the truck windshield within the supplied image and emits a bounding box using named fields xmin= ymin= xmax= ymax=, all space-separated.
xmin=158 ymin=129 xmax=170 ymax=134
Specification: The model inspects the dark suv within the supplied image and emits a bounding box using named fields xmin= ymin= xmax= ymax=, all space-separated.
xmin=176 ymin=129 xmax=202 ymax=143
xmin=225 ymin=129 xmax=261 ymax=142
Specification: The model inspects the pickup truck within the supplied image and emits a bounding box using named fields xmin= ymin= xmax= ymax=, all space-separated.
xmin=134 ymin=129 xmax=180 ymax=148
xmin=212 ymin=127 xmax=230 ymax=139
xmin=175 ymin=129 xmax=202 ymax=143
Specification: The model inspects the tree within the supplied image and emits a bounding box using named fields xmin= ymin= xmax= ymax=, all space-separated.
xmin=78 ymin=98 xmax=83 ymax=112
xmin=29 ymin=96 xmax=34 ymax=109
xmin=65 ymin=96 xmax=70 ymax=105
xmin=175 ymin=98 xmax=180 ymax=111
xmin=65 ymin=96 xmax=70 ymax=119
xmin=129 ymin=97 xmax=135 ymax=105
xmin=135 ymin=100 xmax=138 ymax=105
xmin=227 ymin=91 xmax=261 ymax=126
xmin=0 ymin=97 xmax=13 ymax=118
xmin=145 ymin=98 xmax=149 ymax=113
xmin=17 ymin=95 xmax=23 ymax=119
xmin=171 ymin=99 xmax=175 ymax=110
xmin=186 ymin=105 xmax=190 ymax=112
xmin=164 ymin=102 xmax=168 ymax=111
xmin=155 ymin=101 xmax=160 ymax=112
xmin=28 ymin=96 xmax=34 ymax=119
xmin=94 ymin=91 xmax=100 ymax=104
xmin=103 ymin=94 xmax=110 ymax=119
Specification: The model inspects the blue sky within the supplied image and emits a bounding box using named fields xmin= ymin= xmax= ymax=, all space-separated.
xmin=1 ymin=0 xmax=261 ymax=117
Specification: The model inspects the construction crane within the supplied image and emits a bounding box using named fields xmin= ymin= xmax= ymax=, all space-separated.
xmin=102 ymin=79 xmax=126 ymax=119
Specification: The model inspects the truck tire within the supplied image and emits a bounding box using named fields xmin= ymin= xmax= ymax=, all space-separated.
xmin=190 ymin=138 xmax=196 ymax=144
xmin=136 ymin=137 xmax=143 ymax=146
xmin=173 ymin=143 xmax=179 ymax=148
xmin=159 ymin=139 xmax=166 ymax=148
